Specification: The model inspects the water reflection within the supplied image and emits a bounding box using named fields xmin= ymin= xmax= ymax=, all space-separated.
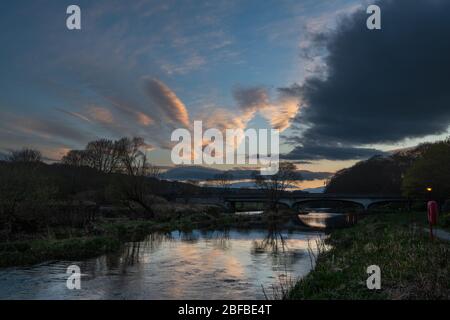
xmin=252 ymin=228 xmax=288 ymax=254
xmin=0 ymin=229 xmax=324 ymax=300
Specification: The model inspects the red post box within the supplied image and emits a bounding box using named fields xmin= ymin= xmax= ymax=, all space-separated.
xmin=427 ymin=200 xmax=439 ymax=225
xmin=427 ymin=200 xmax=439 ymax=240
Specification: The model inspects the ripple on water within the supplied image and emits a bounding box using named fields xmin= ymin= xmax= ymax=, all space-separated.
xmin=0 ymin=229 xmax=325 ymax=300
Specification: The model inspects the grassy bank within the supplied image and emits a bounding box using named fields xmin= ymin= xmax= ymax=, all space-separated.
xmin=0 ymin=209 xmax=298 ymax=268
xmin=287 ymin=212 xmax=450 ymax=299
xmin=438 ymin=212 xmax=450 ymax=232
xmin=0 ymin=237 xmax=121 ymax=268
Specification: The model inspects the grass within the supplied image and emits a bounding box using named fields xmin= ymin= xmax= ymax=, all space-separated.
xmin=0 ymin=237 xmax=121 ymax=268
xmin=287 ymin=211 xmax=450 ymax=300
xmin=437 ymin=212 xmax=450 ymax=232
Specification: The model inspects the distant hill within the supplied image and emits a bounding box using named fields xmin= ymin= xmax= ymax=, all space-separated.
xmin=325 ymin=142 xmax=434 ymax=195
xmin=162 ymin=166 xmax=224 ymax=180
xmin=303 ymin=186 xmax=325 ymax=193
xmin=215 ymin=181 xmax=301 ymax=190
xmin=162 ymin=165 xmax=331 ymax=181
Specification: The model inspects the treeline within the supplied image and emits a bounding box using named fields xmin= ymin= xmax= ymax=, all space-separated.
xmin=61 ymin=137 xmax=157 ymax=176
xmin=0 ymin=137 xmax=201 ymax=240
xmin=326 ymin=139 xmax=450 ymax=203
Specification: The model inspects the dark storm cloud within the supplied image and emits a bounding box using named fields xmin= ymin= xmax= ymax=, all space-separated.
xmin=282 ymin=143 xmax=385 ymax=161
xmin=233 ymin=87 xmax=270 ymax=112
xmin=284 ymin=0 xmax=450 ymax=161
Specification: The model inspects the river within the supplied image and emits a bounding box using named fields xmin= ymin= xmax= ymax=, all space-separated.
xmin=0 ymin=229 xmax=324 ymax=300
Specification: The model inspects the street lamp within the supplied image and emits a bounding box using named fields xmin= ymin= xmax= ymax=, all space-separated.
xmin=426 ymin=187 xmax=433 ymax=192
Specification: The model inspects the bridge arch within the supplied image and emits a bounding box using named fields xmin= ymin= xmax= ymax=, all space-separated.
xmin=292 ymin=199 xmax=366 ymax=211
xmin=274 ymin=201 xmax=291 ymax=210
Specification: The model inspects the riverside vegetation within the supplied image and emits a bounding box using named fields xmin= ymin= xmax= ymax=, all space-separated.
xmin=287 ymin=211 xmax=450 ymax=299
xmin=0 ymin=139 xmax=300 ymax=268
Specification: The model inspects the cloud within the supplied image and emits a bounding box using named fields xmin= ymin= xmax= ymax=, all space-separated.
xmin=56 ymin=108 xmax=92 ymax=123
xmin=40 ymin=146 xmax=72 ymax=162
xmin=282 ymin=143 xmax=385 ymax=161
xmin=233 ymin=86 xmax=300 ymax=131
xmin=234 ymin=87 xmax=271 ymax=113
xmin=86 ymin=106 xmax=115 ymax=125
xmin=162 ymin=165 xmax=332 ymax=181
xmin=262 ymin=89 xmax=300 ymax=131
xmin=284 ymin=0 xmax=450 ymax=161
xmin=53 ymin=65 xmax=189 ymax=149
xmin=136 ymin=112 xmax=154 ymax=126
xmin=11 ymin=117 xmax=89 ymax=144
xmin=202 ymin=108 xmax=253 ymax=132
xmin=144 ymin=78 xmax=190 ymax=127
xmin=160 ymin=54 xmax=206 ymax=75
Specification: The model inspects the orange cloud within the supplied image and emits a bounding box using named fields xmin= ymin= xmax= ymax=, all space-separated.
xmin=262 ymin=96 xmax=300 ymax=131
xmin=136 ymin=112 xmax=154 ymax=126
xmin=41 ymin=147 xmax=72 ymax=161
xmin=234 ymin=86 xmax=301 ymax=132
xmin=145 ymin=78 xmax=190 ymax=127
xmin=203 ymin=107 xmax=255 ymax=132
xmin=87 ymin=106 xmax=114 ymax=124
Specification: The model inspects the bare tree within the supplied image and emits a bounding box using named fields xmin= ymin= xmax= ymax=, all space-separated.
xmin=61 ymin=150 xmax=87 ymax=167
xmin=8 ymin=148 xmax=42 ymax=163
xmin=84 ymin=139 xmax=121 ymax=173
xmin=253 ymin=162 xmax=301 ymax=212
xmin=61 ymin=136 xmax=161 ymax=218
xmin=115 ymin=137 xmax=160 ymax=218
xmin=116 ymin=137 xmax=146 ymax=176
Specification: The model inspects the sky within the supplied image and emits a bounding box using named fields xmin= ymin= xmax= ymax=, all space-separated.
xmin=1 ymin=0 xmax=450 ymax=188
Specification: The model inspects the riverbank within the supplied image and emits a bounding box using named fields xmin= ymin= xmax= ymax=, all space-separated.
xmin=438 ymin=212 xmax=450 ymax=232
xmin=287 ymin=211 xmax=450 ymax=299
xmin=0 ymin=209 xmax=301 ymax=268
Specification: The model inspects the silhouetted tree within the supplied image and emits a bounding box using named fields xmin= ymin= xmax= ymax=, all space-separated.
xmin=61 ymin=150 xmax=87 ymax=167
xmin=325 ymin=143 xmax=434 ymax=195
xmin=402 ymin=139 xmax=450 ymax=205
xmin=114 ymin=137 xmax=160 ymax=218
xmin=8 ymin=148 xmax=42 ymax=163
xmin=253 ymin=162 xmax=300 ymax=212
xmin=84 ymin=139 xmax=121 ymax=173
xmin=115 ymin=137 xmax=147 ymax=175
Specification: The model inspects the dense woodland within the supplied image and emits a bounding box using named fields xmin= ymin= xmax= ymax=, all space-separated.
xmin=325 ymin=139 xmax=450 ymax=204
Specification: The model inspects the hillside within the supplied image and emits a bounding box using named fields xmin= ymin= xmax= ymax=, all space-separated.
xmin=325 ymin=143 xmax=434 ymax=195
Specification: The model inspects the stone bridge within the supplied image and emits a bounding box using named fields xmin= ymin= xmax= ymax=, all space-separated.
xmin=177 ymin=193 xmax=409 ymax=211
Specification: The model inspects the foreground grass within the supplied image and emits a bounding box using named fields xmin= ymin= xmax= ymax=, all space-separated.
xmin=438 ymin=212 xmax=450 ymax=232
xmin=0 ymin=221 xmax=157 ymax=268
xmin=0 ymin=237 xmax=121 ymax=268
xmin=287 ymin=212 xmax=450 ymax=299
